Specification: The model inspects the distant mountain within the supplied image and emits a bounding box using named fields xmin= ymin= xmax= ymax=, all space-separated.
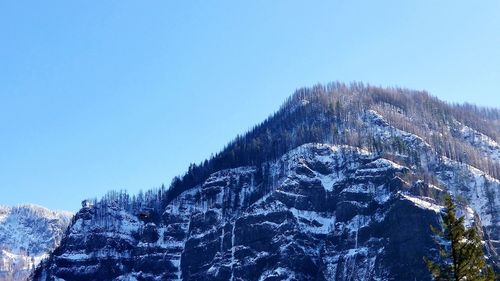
xmin=0 ymin=205 xmax=72 ymax=281
xmin=33 ymin=83 xmax=500 ymax=280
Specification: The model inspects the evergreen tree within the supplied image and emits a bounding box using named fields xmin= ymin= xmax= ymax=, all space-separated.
xmin=424 ymin=195 xmax=497 ymax=281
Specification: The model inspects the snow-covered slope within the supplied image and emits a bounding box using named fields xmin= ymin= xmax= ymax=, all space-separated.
xmin=453 ymin=120 xmax=500 ymax=162
xmin=364 ymin=109 xmax=500 ymax=247
xmin=0 ymin=205 xmax=72 ymax=281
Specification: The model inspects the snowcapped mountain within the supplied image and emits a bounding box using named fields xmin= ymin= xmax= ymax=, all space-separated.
xmin=32 ymin=83 xmax=500 ymax=280
xmin=0 ymin=205 xmax=72 ymax=281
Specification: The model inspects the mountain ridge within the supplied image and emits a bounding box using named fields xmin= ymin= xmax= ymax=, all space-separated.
xmin=32 ymin=83 xmax=500 ymax=280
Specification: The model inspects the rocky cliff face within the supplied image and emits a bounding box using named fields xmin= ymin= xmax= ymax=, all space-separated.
xmin=33 ymin=143 xmax=499 ymax=281
xmin=32 ymin=85 xmax=500 ymax=280
xmin=0 ymin=205 xmax=72 ymax=281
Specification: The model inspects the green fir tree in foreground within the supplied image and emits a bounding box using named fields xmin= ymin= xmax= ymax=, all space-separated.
xmin=424 ymin=195 xmax=498 ymax=281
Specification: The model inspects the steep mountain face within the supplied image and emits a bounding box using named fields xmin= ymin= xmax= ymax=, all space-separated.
xmin=0 ymin=205 xmax=72 ymax=281
xmin=33 ymin=84 xmax=500 ymax=280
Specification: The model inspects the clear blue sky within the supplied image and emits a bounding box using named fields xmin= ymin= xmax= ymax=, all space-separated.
xmin=1 ymin=1 xmax=499 ymax=211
